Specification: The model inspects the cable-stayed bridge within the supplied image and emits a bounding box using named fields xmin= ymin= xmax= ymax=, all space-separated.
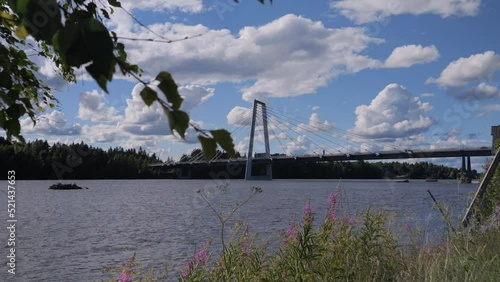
xmin=151 ymin=100 xmax=497 ymax=180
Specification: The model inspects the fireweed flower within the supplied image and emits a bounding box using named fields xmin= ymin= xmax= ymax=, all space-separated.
xmin=303 ymin=199 xmax=313 ymax=223
xmin=285 ymin=224 xmax=297 ymax=240
xmin=117 ymin=270 xmax=131 ymax=282
xmin=404 ymin=222 xmax=411 ymax=232
xmin=196 ymin=249 xmax=209 ymax=265
xmin=328 ymin=192 xmax=338 ymax=206
xmin=239 ymin=227 xmax=250 ymax=257
xmin=240 ymin=241 xmax=249 ymax=257
xmin=181 ymin=260 xmax=194 ymax=279
xmin=484 ymin=162 xmax=491 ymax=171
xmin=326 ymin=192 xmax=339 ymax=222
xmin=347 ymin=216 xmax=355 ymax=226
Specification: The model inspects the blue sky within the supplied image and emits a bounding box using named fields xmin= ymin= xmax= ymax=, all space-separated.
xmin=16 ymin=0 xmax=500 ymax=168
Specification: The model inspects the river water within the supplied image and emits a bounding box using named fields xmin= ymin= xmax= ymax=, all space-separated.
xmin=1 ymin=179 xmax=477 ymax=281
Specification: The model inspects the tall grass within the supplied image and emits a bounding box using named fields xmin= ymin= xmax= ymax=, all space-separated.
xmin=105 ymin=179 xmax=500 ymax=282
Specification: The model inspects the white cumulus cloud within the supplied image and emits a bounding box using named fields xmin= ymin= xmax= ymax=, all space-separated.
xmin=119 ymin=0 xmax=203 ymax=13
xmin=352 ymin=84 xmax=435 ymax=139
xmin=117 ymin=14 xmax=387 ymax=102
xmin=427 ymin=51 xmax=500 ymax=87
xmin=453 ymin=83 xmax=500 ymax=100
xmin=227 ymin=106 xmax=253 ymax=126
xmin=384 ymin=45 xmax=439 ymax=68
xmin=178 ymin=85 xmax=214 ymax=113
xmin=101 ymin=13 xmax=440 ymax=102
xmin=21 ymin=111 xmax=82 ymax=136
xmin=331 ymin=0 xmax=481 ymax=24
xmin=118 ymin=83 xmax=214 ymax=136
xmin=78 ymin=90 xmax=123 ymax=122
xmin=81 ymin=124 xmax=120 ymax=143
xmin=295 ymin=113 xmax=334 ymax=133
xmin=478 ymin=104 xmax=500 ymax=117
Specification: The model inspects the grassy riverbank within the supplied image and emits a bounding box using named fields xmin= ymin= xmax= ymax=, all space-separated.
xmin=106 ymin=208 xmax=500 ymax=281
xmin=105 ymin=158 xmax=500 ymax=281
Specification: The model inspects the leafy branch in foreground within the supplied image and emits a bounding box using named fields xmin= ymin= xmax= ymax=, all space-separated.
xmin=1 ymin=0 xmax=270 ymax=160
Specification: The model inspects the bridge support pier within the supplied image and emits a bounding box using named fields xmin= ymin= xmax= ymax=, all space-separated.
xmin=461 ymin=155 xmax=466 ymax=172
xmin=461 ymin=155 xmax=472 ymax=183
xmin=467 ymin=156 xmax=471 ymax=177
xmin=245 ymin=100 xmax=272 ymax=180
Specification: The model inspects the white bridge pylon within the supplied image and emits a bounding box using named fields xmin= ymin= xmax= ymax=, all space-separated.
xmin=245 ymin=100 xmax=272 ymax=180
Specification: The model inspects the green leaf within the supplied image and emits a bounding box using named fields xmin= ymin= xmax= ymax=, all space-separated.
xmin=156 ymin=72 xmax=183 ymax=110
xmin=6 ymin=104 xmax=26 ymax=119
xmin=0 ymin=111 xmax=5 ymax=128
xmin=108 ymin=0 xmax=122 ymax=7
xmin=0 ymin=11 xmax=17 ymax=29
xmin=16 ymin=135 xmax=26 ymax=144
xmin=84 ymin=19 xmax=116 ymax=92
xmin=0 ymin=68 xmax=13 ymax=89
xmin=210 ymin=129 xmax=236 ymax=157
xmin=14 ymin=24 xmax=29 ymax=39
xmin=198 ymin=136 xmax=217 ymax=162
xmin=4 ymin=119 xmax=21 ymax=136
xmin=52 ymin=21 xmax=88 ymax=66
xmin=86 ymin=2 xmax=97 ymax=14
xmin=12 ymin=0 xmax=63 ymax=42
xmin=164 ymin=109 xmax=189 ymax=138
xmin=0 ymin=11 xmax=15 ymax=21
xmin=128 ymin=64 xmax=139 ymax=74
xmin=53 ymin=18 xmax=115 ymax=92
xmin=116 ymin=42 xmax=126 ymax=61
xmin=140 ymin=87 xmax=157 ymax=106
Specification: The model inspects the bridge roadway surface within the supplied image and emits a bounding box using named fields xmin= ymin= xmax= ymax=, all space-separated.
xmin=150 ymin=147 xmax=493 ymax=169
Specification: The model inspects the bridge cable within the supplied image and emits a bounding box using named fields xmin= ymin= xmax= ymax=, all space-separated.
xmin=265 ymin=107 xmax=355 ymax=153
xmin=265 ymin=106 xmax=401 ymax=154
xmin=265 ymin=108 xmax=352 ymax=155
xmin=265 ymin=110 xmax=330 ymax=156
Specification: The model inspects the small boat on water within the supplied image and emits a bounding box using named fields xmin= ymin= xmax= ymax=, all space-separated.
xmin=49 ymin=183 xmax=85 ymax=190
xmin=396 ymin=179 xmax=410 ymax=183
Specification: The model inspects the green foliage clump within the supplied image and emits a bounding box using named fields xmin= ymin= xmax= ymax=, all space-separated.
xmin=476 ymin=140 xmax=500 ymax=221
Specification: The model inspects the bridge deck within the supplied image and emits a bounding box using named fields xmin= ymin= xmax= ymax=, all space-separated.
xmin=150 ymin=147 xmax=492 ymax=169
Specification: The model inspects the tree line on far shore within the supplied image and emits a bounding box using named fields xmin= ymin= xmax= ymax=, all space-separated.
xmin=0 ymin=137 xmax=166 ymax=180
xmin=177 ymin=159 xmax=477 ymax=180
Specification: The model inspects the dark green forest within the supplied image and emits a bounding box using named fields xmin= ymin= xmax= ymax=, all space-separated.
xmin=1 ymin=138 xmax=477 ymax=180
xmin=178 ymin=160 xmax=476 ymax=180
xmin=0 ymin=137 xmax=165 ymax=179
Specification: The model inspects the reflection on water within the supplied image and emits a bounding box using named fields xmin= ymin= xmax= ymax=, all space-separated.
xmin=1 ymin=179 xmax=476 ymax=281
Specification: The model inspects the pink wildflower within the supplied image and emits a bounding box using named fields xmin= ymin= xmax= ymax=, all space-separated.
xmin=327 ymin=210 xmax=336 ymax=221
xmin=240 ymin=241 xmax=249 ymax=256
xmin=196 ymin=248 xmax=209 ymax=265
xmin=303 ymin=199 xmax=313 ymax=223
xmin=326 ymin=192 xmax=338 ymax=222
xmin=181 ymin=260 xmax=194 ymax=279
xmin=347 ymin=216 xmax=355 ymax=225
xmin=118 ymin=270 xmax=131 ymax=282
xmin=239 ymin=227 xmax=250 ymax=257
xmin=484 ymin=162 xmax=491 ymax=171
xmin=328 ymin=192 xmax=338 ymax=206
xmin=404 ymin=222 xmax=411 ymax=232
xmin=286 ymin=224 xmax=297 ymax=238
